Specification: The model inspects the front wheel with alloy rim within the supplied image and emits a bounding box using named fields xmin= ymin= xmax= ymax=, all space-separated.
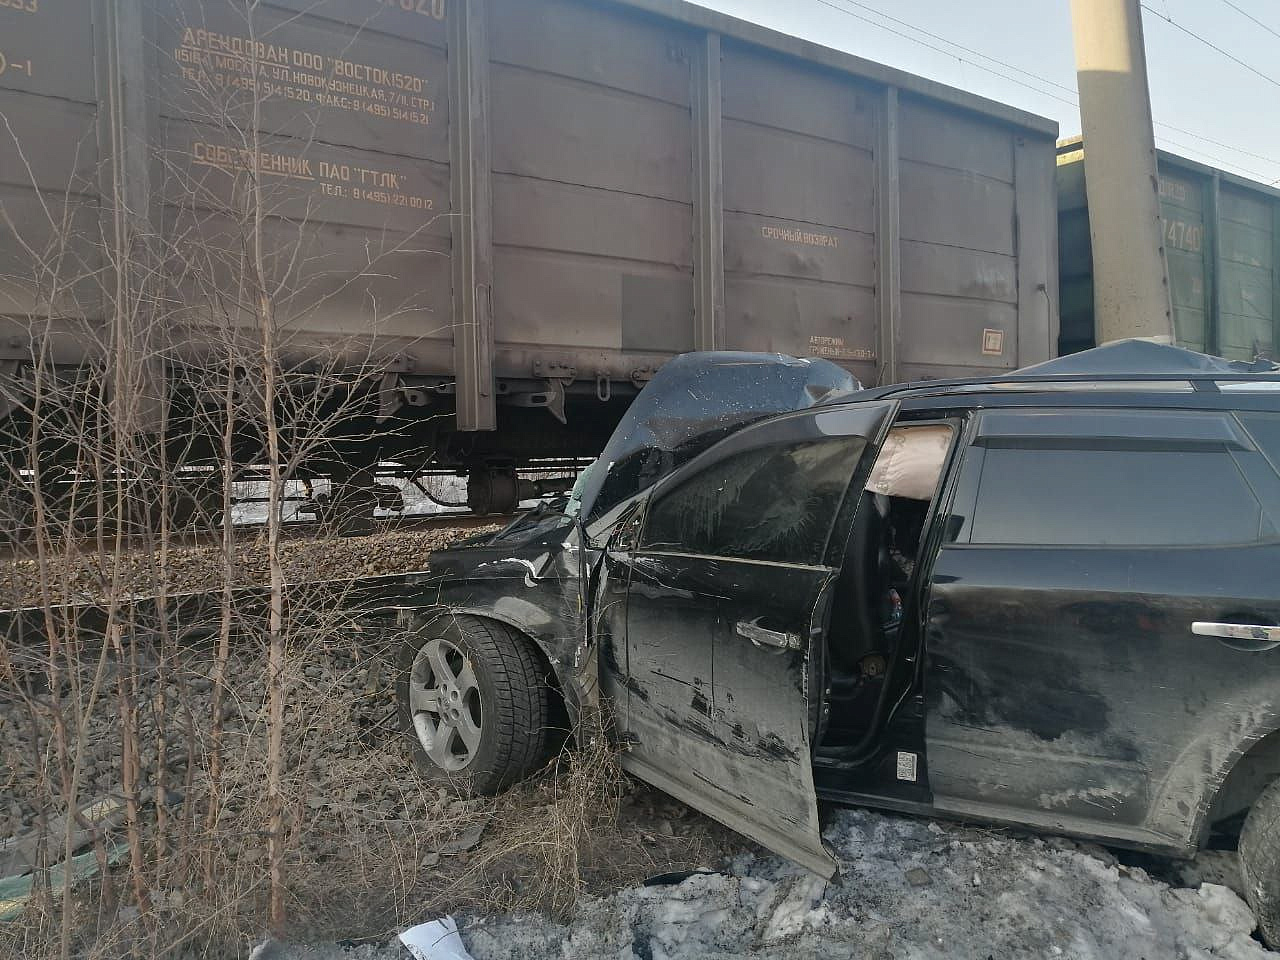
xmin=396 ymin=614 xmax=551 ymax=795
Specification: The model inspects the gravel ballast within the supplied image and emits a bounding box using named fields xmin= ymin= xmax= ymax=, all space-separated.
xmin=0 ymin=526 xmax=496 ymax=609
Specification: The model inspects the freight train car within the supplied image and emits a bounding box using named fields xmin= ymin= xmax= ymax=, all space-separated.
xmin=0 ymin=0 xmax=1059 ymax=515
xmin=1059 ymin=138 xmax=1280 ymax=360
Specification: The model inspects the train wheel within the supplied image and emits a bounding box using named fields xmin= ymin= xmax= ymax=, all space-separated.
xmin=316 ymin=482 xmax=377 ymax=536
xmin=466 ymin=469 xmax=520 ymax=515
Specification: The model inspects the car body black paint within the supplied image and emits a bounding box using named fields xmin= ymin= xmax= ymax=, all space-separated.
xmin=414 ymin=343 xmax=1280 ymax=870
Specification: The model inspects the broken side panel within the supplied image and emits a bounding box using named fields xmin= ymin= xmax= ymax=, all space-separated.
xmin=620 ymin=553 xmax=838 ymax=877
xmin=609 ymin=401 xmax=897 ymax=877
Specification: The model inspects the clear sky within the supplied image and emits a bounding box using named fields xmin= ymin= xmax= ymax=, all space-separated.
xmin=690 ymin=0 xmax=1280 ymax=186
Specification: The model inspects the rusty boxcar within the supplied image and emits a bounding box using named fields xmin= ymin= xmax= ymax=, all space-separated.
xmin=0 ymin=0 xmax=1058 ymax=513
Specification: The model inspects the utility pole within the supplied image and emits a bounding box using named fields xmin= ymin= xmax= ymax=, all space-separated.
xmin=1071 ymin=0 xmax=1175 ymax=344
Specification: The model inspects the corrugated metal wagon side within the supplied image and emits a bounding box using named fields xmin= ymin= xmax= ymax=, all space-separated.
xmin=1059 ymin=138 xmax=1280 ymax=361
xmin=0 ymin=0 xmax=1059 ymax=514
xmin=0 ymin=0 xmax=109 ymax=363
xmin=478 ymin=0 xmax=1059 ymax=395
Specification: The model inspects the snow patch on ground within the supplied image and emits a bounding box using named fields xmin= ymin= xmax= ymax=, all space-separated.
xmin=282 ymin=807 xmax=1277 ymax=960
xmin=459 ymin=809 xmax=1274 ymax=960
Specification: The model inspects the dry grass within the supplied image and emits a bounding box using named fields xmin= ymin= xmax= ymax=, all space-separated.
xmin=0 ymin=611 xmax=733 ymax=959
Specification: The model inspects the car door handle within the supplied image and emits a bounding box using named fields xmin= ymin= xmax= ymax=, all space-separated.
xmin=736 ymin=619 xmax=802 ymax=652
xmin=1192 ymin=622 xmax=1280 ymax=652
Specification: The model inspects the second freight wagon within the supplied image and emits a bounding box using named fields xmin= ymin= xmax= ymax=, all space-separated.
xmin=1058 ymin=138 xmax=1280 ymax=362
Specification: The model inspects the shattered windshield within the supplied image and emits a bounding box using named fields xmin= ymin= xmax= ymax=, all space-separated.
xmin=487 ymin=498 xmax=574 ymax=545
xmin=568 ymin=352 xmax=860 ymax=525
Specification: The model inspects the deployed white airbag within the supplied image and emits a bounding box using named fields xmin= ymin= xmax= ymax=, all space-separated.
xmin=866 ymin=424 xmax=952 ymax=501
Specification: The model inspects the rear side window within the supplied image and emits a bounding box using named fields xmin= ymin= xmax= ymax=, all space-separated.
xmin=968 ymin=446 xmax=1269 ymax=546
xmin=642 ymin=437 xmax=865 ymax=565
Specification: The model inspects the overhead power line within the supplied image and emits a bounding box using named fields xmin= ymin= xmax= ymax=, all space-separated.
xmin=809 ymin=0 xmax=1280 ymax=182
xmin=1154 ymin=120 xmax=1280 ymax=170
xmin=822 ymin=0 xmax=1080 ymax=98
xmin=832 ymin=0 xmax=1280 ymax=174
xmin=1148 ymin=133 xmax=1280 ymax=184
xmin=1141 ymin=4 xmax=1280 ymax=90
xmin=1218 ymin=0 xmax=1280 ymax=42
xmin=811 ymin=0 xmax=1079 ymax=106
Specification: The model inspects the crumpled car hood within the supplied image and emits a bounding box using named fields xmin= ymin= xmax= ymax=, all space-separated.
xmin=567 ymin=351 xmax=860 ymax=525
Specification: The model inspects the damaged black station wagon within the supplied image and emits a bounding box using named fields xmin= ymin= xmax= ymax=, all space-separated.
xmin=395 ymin=342 xmax=1280 ymax=943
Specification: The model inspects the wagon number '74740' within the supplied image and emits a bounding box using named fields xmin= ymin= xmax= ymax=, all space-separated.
xmin=1164 ymin=217 xmax=1204 ymax=254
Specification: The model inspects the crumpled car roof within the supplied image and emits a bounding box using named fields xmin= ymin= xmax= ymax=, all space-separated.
xmin=1010 ymin=339 xmax=1279 ymax=376
xmin=569 ymin=352 xmax=860 ymax=524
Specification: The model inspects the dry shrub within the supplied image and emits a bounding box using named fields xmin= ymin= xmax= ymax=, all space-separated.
xmin=428 ymin=709 xmax=626 ymax=920
xmin=0 ymin=594 xmax=437 ymax=958
xmin=0 ymin=0 xmax=708 ymax=947
xmin=0 ymin=596 xmax=728 ymax=959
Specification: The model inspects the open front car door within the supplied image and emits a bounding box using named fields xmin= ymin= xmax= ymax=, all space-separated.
xmin=610 ymin=401 xmax=897 ymax=877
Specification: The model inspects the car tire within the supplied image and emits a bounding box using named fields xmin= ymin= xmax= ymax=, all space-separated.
xmin=1239 ymin=777 xmax=1280 ymax=947
xmin=397 ymin=613 xmax=550 ymax=795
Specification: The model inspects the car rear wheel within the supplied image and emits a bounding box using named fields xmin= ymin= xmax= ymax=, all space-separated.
xmin=1239 ymin=777 xmax=1280 ymax=947
xmin=396 ymin=613 xmax=550 ymax=795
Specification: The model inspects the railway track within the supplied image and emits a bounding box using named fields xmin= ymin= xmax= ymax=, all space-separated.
xmin=0 ymin=510 xmax=504 ymax=563
xmin=0 ymin=509 xmax=507 ymax=635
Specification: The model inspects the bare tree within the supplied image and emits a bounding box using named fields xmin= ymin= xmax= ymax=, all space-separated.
xmin=0 ymin=1 xmax=452 ymax=950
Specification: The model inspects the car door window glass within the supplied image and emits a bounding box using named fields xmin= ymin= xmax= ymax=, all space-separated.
xmin=642 ymin=438 xmax=866 ymax=565
xmin=969 ymin=446 xmax=1266 ymax=546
